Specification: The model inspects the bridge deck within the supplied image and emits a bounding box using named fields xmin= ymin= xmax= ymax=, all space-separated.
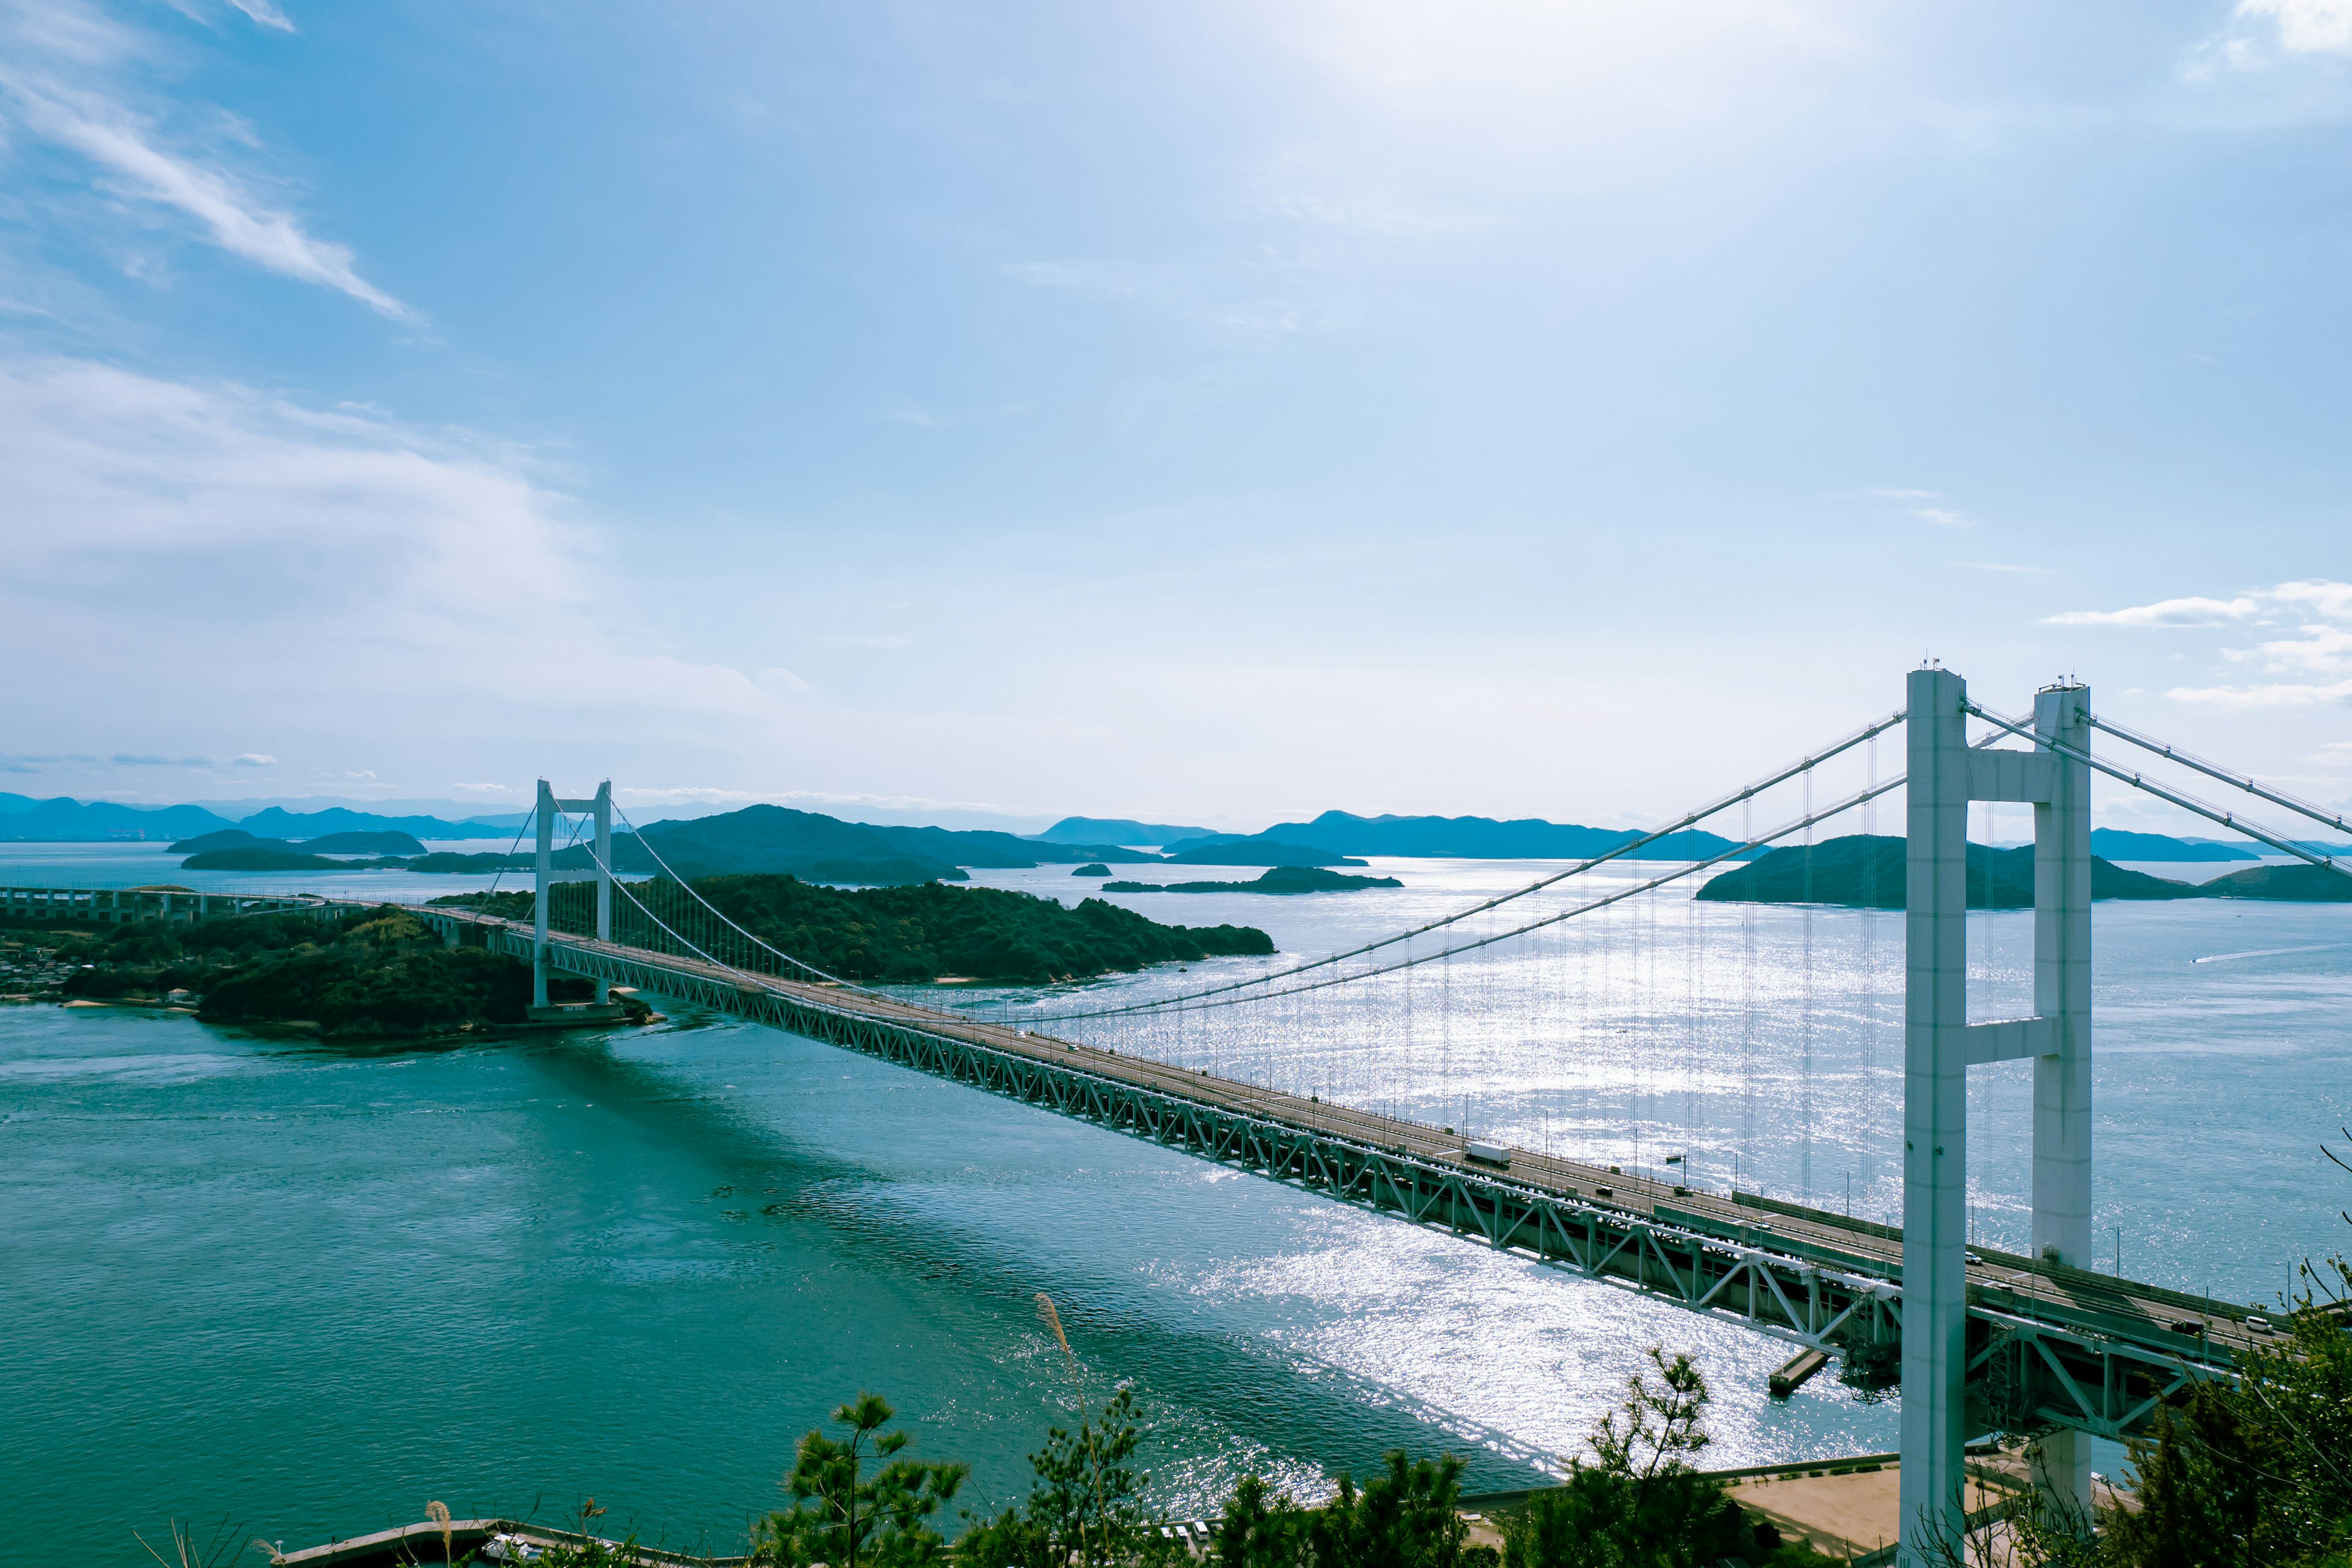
xmin=415 ymin=908 xmax=2265 ymax=1442
xmin=12 ymin=877 xmax=2252 ymax=1444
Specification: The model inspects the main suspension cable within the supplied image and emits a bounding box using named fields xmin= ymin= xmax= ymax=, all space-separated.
xmin=1024 ymin=772 xmax=1907 ymax=1022
xmin=2087 ymin=714 xmax=2352 ymax=840
xmin=564 ymin=836 xmax=804 ymax=993
xmin=1012 ymin=709 xmax=1905 ymax=1024
xmin=605 ymin=801 xmax=886 ymax=993
xmin=1966 ymin=704 xmax=2344 ymax=872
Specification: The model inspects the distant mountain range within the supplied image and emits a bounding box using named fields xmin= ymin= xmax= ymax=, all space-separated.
xmin=549 ymin=805 xmax=1157 ymax=885
xmin=1161 ymin=839 xmax=1367 ymax=868
xmin=1034 ymin=816 xmax=1217 ymax=847
xmin=2087 ymin=829 xmax=2258 ymax=862
xmin=171 ymin=828 xmax=429 ymax=856
xmin=1163 ymin=810 xmax=1764 ymax=862
xmin=0 ymin=793 xmax=524 ymax=842
xmin=4 ymin=791 xmax=2342 ymax=884
xmin=0 ymin=795 xmax=239 ymax=841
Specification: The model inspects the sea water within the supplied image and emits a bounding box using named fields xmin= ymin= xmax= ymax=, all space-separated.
xmin=4 ymin=851 xmax=2346 ymax=1559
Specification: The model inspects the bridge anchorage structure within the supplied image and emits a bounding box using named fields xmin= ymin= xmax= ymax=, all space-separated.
xmin=371 ymin=668 xmax=2348 ymax=1565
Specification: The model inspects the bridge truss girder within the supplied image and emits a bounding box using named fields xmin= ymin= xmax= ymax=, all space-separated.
xmin=489 ymin=922 xmax=2231 ymax=1456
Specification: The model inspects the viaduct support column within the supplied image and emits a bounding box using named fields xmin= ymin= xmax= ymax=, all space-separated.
xmin=2031 ymin=685 xmax=2094 ymax=1517
xmin=533 ymin=778 xmax=553 ymax=1009
xmin=1901 ymin=666 xmax=1972 ymax=1566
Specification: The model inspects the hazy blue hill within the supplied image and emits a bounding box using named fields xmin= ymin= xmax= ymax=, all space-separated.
xmin=171 ymin=827 xmax=427 ymax=855
xmin=408 ymin=851 xmax=534 ymax=873
xmin=2089 ymin=828 xmax=2258 ymax=862
xmin=549 ymin=805 xmax=963 ymax=884
xmin=1104 ymin=866 xmax=1403 ymax=894
xmin=173 ymin=829 xmax=274 ymax=852
xmin=544 ymin=805 xmax=1157 ymax=885
xmin=236 ymin=805 xmax=515 ymax=841
xmin=859 ymin=821 xmax=1159 ymax=867
xmin=1162 ymin=839 xmax=1366 ymax=867
xmin=181 ymin=848 xmax=353 ymax=872
xmin=1694 ymin=834 xmax=2205 ymax=908
xmin=1194 ymin=810 xmax=1757 ymax=862
xmin=1035 ymin=816 xmax=1216 ymax=846
xmin=0 ymin=792 xmax=36 ymax=814
xmin=0 ymin=798 xmax=238 ymax=842
xmin=2196 ymin=863 xmax=2352 ymax=901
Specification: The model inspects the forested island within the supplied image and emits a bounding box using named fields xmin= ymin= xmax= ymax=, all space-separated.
xmin=435 ymin=874 xmax=1276 ymax=983
xmin=1160 ymin=839 xmax=1368 ymax=867
xmin=15 ymin=906 xmax=644 ymax=1039
xmin=1697 ymin=834 xmax=2352 ymax=907
xmin=545 ymin=804 xmax=1157 ymax=885
xmin=1103 ymin=866 xmax=1404 ymax=894
xmin=170 ymin=827 xmax=428 ymax=856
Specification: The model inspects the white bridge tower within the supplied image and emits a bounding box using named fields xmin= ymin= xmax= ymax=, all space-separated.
xmin=1901 ymin=668 xmax=2094 ymax=1562
xmin=533 ymin=778 xmax=615 ymax=1017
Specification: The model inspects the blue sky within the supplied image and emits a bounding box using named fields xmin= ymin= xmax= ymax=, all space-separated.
xmin=4 ymin=0 xmax=2350 ymax=832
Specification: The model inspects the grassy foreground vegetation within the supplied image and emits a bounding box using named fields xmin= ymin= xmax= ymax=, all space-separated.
xmin=370 ymin=1341 xmax=1838 ymax=1568
xmin=24 ymin=907 xmax=638 ymax=1039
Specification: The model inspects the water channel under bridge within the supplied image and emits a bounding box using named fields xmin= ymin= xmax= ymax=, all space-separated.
xmin=412 ymin=902 xmax=2260 ymax=1453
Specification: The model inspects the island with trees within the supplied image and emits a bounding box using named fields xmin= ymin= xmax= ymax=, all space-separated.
xmin=15 ymin=905 xmax=646 ymax=1039
xmin=1159 ymin=839 xmax=1368 ymax=868
xmin=432 ymin=873 xmax=1275 ymax=984
xmin=1103 ymin=867 xmax=1404 ymax=895
xmin=1689 ymin=834 xmax=2346 ymax=907
xmin=170 ymin=827 xmax=429 ymax=856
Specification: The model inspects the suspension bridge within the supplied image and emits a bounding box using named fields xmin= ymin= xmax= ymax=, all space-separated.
xmin=24 ymin=665 xmax=2351 ymax=1566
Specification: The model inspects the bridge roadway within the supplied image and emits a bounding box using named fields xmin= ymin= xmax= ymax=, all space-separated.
xmin=418 ymin=905 xmax=2255 ymax=1444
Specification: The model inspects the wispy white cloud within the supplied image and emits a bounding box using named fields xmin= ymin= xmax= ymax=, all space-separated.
xmin=0 ymin=0 xmax=401 ymax=317
xmin=2188 ymin=0 xmax=2352 ymax=81
xmin=2071 ymin=579 xmax=2352 ymax=706
xmin=1828 ymin=487 xmax=1972 ymax=528
xmin=2169 ymin=677 xmax=2352 ymax=707
xmin=2237 ymin=0 xmax=2352 ymax=56
xmin=219 ymin=0 xmax=293 ymax=32
xmin=0 ymin=353 xmax=820 ymax=794
xmin=2048 ymin=595 xmax=2260 ymax=627
xmin=231 ymin=752 xmax=275 ymax=766
xmin=5 ymin=82 xmax=410 ymax=317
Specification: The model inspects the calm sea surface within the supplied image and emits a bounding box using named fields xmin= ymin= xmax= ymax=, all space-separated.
xmin=5 ymin=844 xmax=2347 ymax=1560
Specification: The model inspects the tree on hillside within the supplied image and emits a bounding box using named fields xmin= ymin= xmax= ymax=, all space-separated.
xmin=1501 ymin=1347 xmax=1771 ymax=1568
xmin=751 ymin=1394 xmax=966 ymax=1568
xmin=957 ymin=1387 xmax=1176 ymax=1568
xmin=1306 ymin=1449 xmax=1471 ymax=1568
